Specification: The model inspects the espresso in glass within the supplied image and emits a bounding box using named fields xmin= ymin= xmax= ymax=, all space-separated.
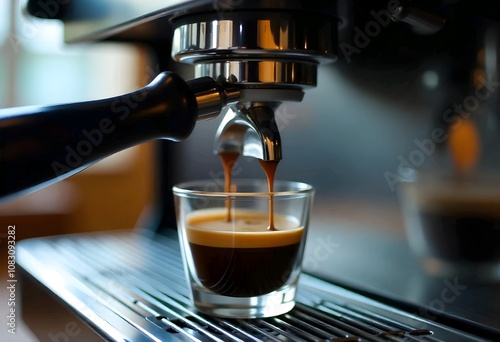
xmin=187 ymin=153 xmax=294 ymax=297
xmin=187 ymin=209 xmax=303 ymax=297
xmin=173 ymin=179 xmax=313 ymax=318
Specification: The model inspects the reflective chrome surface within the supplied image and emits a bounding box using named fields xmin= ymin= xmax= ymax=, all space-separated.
xmin=172 ymin=12 xmax=338 ymax=89
xmin=391 ymin=5 xmax=445 ymax=35
xmin=214 ymin=103 xmax=282 ymax=161
xmin=185 ymin=76 xmax=240 ymax=121
xmin=195 ymin=60 xmax=318 ymax=89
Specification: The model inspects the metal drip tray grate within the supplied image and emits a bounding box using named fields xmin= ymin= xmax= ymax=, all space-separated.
xmin=18 ymin=231 xmax=492 ymax=342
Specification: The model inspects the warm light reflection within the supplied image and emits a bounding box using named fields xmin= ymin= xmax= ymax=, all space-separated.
xmin=448 ymin=117 xmax=480 ymax=176
xmin=257 ymin=20 xmax=278 ymax=49
xmin=259 ymin=61 xmax=277 ymax=82
xmin=279 ymin=21 xmax=289 ymax=50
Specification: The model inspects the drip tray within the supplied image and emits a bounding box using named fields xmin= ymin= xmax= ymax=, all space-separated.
xmin=17 ymin=230 xmax=492 ymax=341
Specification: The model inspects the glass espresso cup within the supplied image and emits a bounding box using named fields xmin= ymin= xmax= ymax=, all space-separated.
xmin=173 ymin=179 xmax=314 ymax=318
xmin=400 ymin=174 xmax=500 ymax=281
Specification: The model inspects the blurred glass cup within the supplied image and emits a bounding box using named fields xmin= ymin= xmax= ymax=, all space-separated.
xmin=173 ymin=179 xmax=314 ymax=318
xmin=400 ymin=173 xmax=500 ymax=282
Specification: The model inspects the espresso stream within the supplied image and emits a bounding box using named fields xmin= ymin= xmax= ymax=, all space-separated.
xmin=219 ymin=152 xmax=239 ymax=221
xmin=259 ymin=159 xmax=279 ymax=231
xmin=186 ymin=153 xmax=301 ymax=297
xmin=219 ymin=152 xmax=279 ymax=230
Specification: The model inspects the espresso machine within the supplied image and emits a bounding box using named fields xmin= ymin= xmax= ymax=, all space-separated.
xmin=2 ymin=0 xmax=500 ymax=341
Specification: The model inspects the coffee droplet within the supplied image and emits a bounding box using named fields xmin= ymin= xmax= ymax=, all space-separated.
xmin=219 ymin=152 xmax=240 ymax=222
xmin=448 ymin=118 xmax=480 ymax=176
xmin=258 ymin=160 xmax=279 ymax=231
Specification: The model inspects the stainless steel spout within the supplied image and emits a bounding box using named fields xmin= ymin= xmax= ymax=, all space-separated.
xmin=214 ymin=103 xmax=282 ymax=161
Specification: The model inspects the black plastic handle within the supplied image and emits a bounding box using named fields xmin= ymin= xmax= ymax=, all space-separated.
xmin=0 ymin=72 xmax=200 ymax=200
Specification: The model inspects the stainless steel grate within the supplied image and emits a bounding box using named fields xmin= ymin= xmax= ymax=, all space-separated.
xmin=18 ymin=231 xmax=494 ymax=342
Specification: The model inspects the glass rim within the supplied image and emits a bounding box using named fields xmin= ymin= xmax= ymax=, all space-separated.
xmin=173 ymin=179 xmax=314 ymax=198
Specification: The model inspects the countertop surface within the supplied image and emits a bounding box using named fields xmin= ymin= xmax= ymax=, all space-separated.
xmin=304 ymin=201 xmax=500 ymax=333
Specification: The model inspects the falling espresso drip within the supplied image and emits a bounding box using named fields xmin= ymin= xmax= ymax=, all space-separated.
xmin=259 ymin=160 xmax=279 ymax=231
xmin=219 ymin=152 xmax=240 ymax=222
xmin=219 ymin=152 xmax=279 ymax=230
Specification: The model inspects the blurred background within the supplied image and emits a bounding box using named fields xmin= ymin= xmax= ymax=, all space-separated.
xmin=0 ymin=0 xmax=157 ymax=240
xmin=0 ymin=2 xmax=156 ymax=339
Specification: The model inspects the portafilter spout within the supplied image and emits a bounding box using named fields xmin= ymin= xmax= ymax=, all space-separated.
xmin=214 ymin=102 xmax=282 ymax=161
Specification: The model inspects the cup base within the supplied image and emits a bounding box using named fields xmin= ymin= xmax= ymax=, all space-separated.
xmin=191 ymin=284 xmax=297 ymax=318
